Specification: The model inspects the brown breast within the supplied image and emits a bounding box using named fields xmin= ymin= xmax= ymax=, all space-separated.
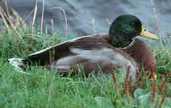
xmin=122 ymin=38 xmax=157 ymax=79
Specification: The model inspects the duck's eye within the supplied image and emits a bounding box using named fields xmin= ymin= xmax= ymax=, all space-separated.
xmin=142 ymin=25 xmax=148 ymax=31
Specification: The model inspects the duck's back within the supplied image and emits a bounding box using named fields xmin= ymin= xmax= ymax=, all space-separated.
xmin=25 ymin=33 xmax=112 ymax=65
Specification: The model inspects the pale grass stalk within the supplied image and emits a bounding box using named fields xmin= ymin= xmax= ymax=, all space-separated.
xmin=32 ymin=0 xmax=38 ymax=33
xmin=106 ymin=18 xmax=112 ymax=26
xmin=0 ymin=6 xmax=10 ymax=29
xmin=23 ymin=9 xmax=34 ymax=21
xmin=124 ymin=66 xmax=132 ymax=97
xmin=112 ymin=72 xmax=119 ymax=95
xmin=158 ymin=79 xmax=167 ymax=108
xmin=46 ymin=75 xmax=55 ymax=108
xmin=40 ymin=0 xmax=45 ymax=34
xmin=51 ymin=7 xmax=68 ymax=36
xmin=50 ymin=18 xmax=55 ymax=33
xmin=150 ymin=0 xmax=163 ymax=47
xmin=8 ymin=9 xmax=25 ymax=39
xmin=0 ymin=6 xmax=24 ymax=39
xmin=91 ymin=18 xmax=96 ymax=33
xmin=12 ymin=10 xmax=26 ymax=28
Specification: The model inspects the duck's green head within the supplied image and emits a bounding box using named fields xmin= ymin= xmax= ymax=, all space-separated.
xmin=109 ymin=15 xmax=159 ymax=48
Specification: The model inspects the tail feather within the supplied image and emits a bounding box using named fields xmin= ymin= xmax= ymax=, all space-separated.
xmin=8 ymin=58 xmax=29 ymax=74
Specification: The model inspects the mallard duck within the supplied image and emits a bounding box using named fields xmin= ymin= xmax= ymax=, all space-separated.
xmin=8 ymin=15 xmax=159 ymax=81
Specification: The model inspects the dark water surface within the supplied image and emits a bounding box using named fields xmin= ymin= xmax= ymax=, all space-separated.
xmin=5 ymin=0 xmax=171 ymax=38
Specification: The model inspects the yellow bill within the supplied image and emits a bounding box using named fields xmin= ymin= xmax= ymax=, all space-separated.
xmin=140 ymin=26 xmax=160 ymax=40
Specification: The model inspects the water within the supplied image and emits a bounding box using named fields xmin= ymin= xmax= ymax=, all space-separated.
xmin=5 ymin=0 xmax=171 ymax=38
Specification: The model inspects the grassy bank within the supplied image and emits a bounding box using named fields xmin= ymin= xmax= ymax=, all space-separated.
xmin=0 ymin=27 xmax=171 ymax=108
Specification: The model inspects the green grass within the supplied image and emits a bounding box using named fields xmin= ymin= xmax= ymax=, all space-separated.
xmin=0 ymin=63 xmax=113 ymax=108
xmin=0 ymin=59 xmax=171 ymax=108
xmin=0 ymin=27 xmax=171 ymax=108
